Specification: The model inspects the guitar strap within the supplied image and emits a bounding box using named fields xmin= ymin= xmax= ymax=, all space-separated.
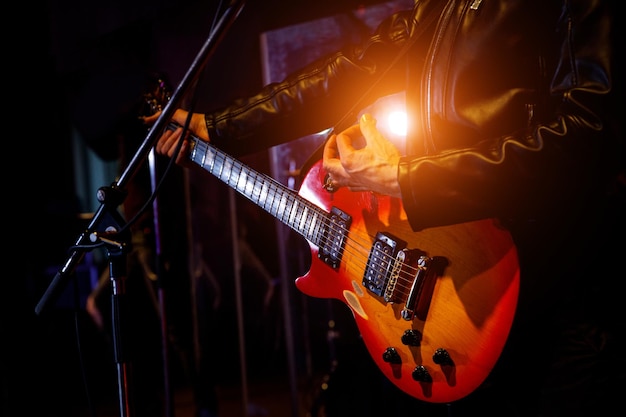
xmin=299 ymin=0 xmax=446 ymax=179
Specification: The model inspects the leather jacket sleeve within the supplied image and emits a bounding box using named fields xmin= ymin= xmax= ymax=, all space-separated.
xmin=205 ymin=7 xmax=418 ymax=157
xmin=399 ymin=0 xmax=618 ymax=231
xmin=204 ymin=0 xmax=618 ymax=233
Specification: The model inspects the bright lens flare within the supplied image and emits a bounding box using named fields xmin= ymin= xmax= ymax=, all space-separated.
xmin=387 ymin=111 xmax=407 ymax=136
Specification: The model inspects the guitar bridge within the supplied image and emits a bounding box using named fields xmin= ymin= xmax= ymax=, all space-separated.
xmin=400 ymin=255 xmax=431 ymax=321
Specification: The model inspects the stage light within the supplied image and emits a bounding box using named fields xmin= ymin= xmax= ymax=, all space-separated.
xmin=387 ymin=110 xmax=407 ymax=136
xmin=359 ymin=92 xmax=408 ymax=152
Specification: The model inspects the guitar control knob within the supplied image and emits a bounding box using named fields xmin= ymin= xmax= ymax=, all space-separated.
xmin=401 ymin=329 xmax=422 ymax=346
xmin=411 ymin=365 xmax=432 ymax=382
xmin=382 ymin=347 xmax=402 ymax=364
xmin=432 ymin=348 xmax=454 ymax=366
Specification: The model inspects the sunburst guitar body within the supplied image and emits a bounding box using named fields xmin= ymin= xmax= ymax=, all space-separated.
xmin=181 ymin=124 xmax=520 ymax=403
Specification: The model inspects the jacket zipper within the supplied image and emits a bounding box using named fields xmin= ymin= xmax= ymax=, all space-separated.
xmin=423 ymin=0 xmax=482 ymax=153
xmin=470 ymin=0 xmax=483 ymax=10
xmin=423 ymin=0 xmax=457 ymax=153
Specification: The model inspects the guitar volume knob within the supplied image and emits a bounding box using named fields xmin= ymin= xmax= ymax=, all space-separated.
xmin=432 ymin=348 xmax=454 ymax=366
xmin=411 ymin=365 xmax=432 ymax=382
xmin=401 ymin=329 xmax=422 ymax=346
xmin=382 ymin=347 xmax=402 ymax=364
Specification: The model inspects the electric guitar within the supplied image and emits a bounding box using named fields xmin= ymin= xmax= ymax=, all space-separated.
xmin=173 ymin=122 xmax=520 ymax=404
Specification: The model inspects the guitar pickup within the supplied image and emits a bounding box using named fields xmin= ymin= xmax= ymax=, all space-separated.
xmin=363 ymin=232 xmax=408 ymax=300
xmin=318 ymin=207 xmax=351 ymax=269
xmin=363 ymin=232 xmax=432 ymax=319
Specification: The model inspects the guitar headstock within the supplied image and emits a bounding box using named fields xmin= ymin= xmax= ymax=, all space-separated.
xmin=139 ymin=72 xmax=171 ymax=117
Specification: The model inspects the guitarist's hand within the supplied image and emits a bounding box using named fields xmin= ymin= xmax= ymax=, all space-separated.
xmin=323 ymin=113 xmax=402 ymax=198
xmin=144 ymin=109 xmax=208 ymax=167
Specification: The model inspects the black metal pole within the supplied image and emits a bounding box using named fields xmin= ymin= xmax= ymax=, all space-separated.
xmin=35 ymin=3 xmax=247 ymax=416
xmin=35 ymin=0 xmax=246 ymax=317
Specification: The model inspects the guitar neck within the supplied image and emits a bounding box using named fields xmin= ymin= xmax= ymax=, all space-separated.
xmin=181 ymin=123 xmax=327 ymax=246
xmin=163 ymin=126 xmax=520 ymax=405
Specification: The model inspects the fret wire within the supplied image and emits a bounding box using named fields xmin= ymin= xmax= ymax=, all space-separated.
xmin=306 ymin=210 xmax=317 ymax=241
xmin=277 ymin=193 xmax=287 ymax=221
xmin=252 ymin=173 xmax=262 ymax=204
xmin=288 ymin=197 xmax=298 ymax=227
xmin=225 ymin=154 xmax=234 ymax=186
xmin=242 ymin=163 xmax=251 ymax=198
xmin=265 ymin=180 xmax=273 ymax=210
xmin=265 ymin=181 xmax=274 ymax=214
xmin=217 ymin=151 xmax=225 ymax=181
xmin=225 ymin=157 xmax=234 ymax=187
xmin=247 ymin=171 xmax=256 ymax=202
xmin=298 ymin=205 xmax=307 ymax=234
xmin=258 ymin=180 xmax=269 ymax=210
xmin=192 ymin=141 xmax=332 ymax=249
xmin=235 ymin=162 xmax=246 ymax=194
xmin=201 ymin=143 xmax=208 ymax=170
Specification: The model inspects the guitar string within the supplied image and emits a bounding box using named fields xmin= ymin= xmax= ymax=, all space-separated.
xmin=320 ymin=215 xmax=423 ymax=297
xmin=162 ymin=0 xmax=452 ymax=303
xmin=178 ymin=126 xmax=422 ymax=292
xmin=191 ymin=138 xmax=422 ymax=295
xmin=192 ymin=137 xmax=422 ymax=299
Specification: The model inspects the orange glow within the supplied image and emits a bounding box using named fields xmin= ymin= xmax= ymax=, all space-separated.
xmin=387 ymin=110 xmax=407 ymax=136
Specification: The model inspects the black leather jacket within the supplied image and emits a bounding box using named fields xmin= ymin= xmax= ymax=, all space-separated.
xmin=206 ymin=0 xmax=617 ymax=232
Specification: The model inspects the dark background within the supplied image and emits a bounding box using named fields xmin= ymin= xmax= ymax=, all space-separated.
xmin=5 ymin=1 xmax=623 ymax=416
xmin=4 ymin=1 xmax=416 ymax=416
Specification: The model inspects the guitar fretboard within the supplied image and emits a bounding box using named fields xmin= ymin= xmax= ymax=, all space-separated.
xmin=186 ymin=127 xmax=328 ymax=247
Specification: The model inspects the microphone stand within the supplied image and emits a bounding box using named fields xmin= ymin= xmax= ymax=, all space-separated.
xmin=35 ymin=2 xmax=246 ymax=416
